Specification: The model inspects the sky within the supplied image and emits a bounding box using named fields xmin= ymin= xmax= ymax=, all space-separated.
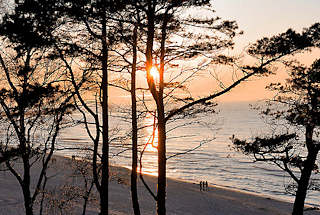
xmin=214 ymin=0 xmax=320 ymax=48
xmin=206 ymin=0 xmax=320 ymax=102
xmin=111 ymin=1 xmax=320 ymax=104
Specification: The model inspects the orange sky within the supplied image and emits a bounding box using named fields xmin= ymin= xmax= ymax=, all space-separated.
xmin=210 ymin=0 xmax=320 ymax=102
xmin=110 ymin=1 xmax=320 ymax=104
xmin=213 ymin=0 xmax=320 ymax=50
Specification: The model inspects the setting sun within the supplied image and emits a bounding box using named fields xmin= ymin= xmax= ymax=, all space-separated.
xmin=149 ymin=66 xmax=160 ymax=81
xmin=2 ymin=0 xmax=320 ymax=214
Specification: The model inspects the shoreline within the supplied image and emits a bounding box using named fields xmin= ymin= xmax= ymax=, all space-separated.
xmin=105 ymin=161 xmax=320 ymax=215
xmin=112 ymin=163 xmax=319 ymax=209
xmin=1 ymin=154 xmax=319 ymax=215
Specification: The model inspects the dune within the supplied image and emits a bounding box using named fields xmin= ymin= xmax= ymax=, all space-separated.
xmin=0 ymin=155 xmax=319 ymax=215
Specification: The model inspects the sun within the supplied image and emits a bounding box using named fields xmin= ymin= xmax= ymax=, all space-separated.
xmin=149 ymin=66 xmax=160 ymax=81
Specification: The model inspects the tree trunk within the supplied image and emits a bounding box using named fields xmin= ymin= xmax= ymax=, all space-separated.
xmin=157 ymin=102 xmax=166 ymax=215
xmin=145 ymin=1 xmax=167 ymax=214
xmin=292 ymin=149 xmax=318 ymax=215
xmin=156 ymin=7 xmax=168 ymax=215
xmin=131 ymin=24 xmax=141 ymax=215
xmin=100 ymin=11 xmax=109 ymax=215
xmin=22 ymin=156 xmax=33 ymax=215
xmin=292 ymin=126 xmax=318 ymax=215
xmin=23 ymin=186 xmax=33 ymax=215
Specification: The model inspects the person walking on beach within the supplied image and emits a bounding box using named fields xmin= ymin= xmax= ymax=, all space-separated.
xmin=205 ymin=181 xmax=208 ymax=191
xmin=200 ymin=181 xmax=203 ymax=191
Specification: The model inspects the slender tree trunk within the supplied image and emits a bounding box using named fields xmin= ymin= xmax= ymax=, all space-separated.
xmin=22 ymin=155 xmax=33 ymax=215
xmin=156 ymin=9 xmax=168 ymax=214
xmin=82 ymin=195 xmax=89 ymax=215
xmin=292 ymin=126 xmax=318 ymax=215
xmin=131 ymin=24 xmax=141 ymax=215
xmin=39 ymin=174 xmax=48 ymax=215
xmin=145 ymin=1 xmax=156 ymax=98
xmin=100 ymin=11 xmax=109 ymax=215
xmin=20 ymin=94 xmax=33 ymax=215
xmin=145 ymin=1 xmax=167 ymax=214
xmin=20 ymin=147 xmax=33 ymax=215
xmin=157 ymin=103 xmax=166 ymax=215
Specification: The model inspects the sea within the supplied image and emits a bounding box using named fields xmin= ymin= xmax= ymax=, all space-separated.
xmin=59 ymin=101 xmax=320 ymax=207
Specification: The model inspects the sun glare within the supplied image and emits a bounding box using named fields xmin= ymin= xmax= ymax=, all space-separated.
xmin=149 ymin=66 xmax=160 ymax=81
xmin=146 ymin=142 xmax=158 ymax=152
xmin=144 ymin=113 xmax=158 ymax=152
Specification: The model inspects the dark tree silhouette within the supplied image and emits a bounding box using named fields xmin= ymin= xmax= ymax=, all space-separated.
xmin=140 ymin=3 xmax=320 ymax=213
xmin=130 ymin=21 xmax=141 ymax=215
xmin=45 ymin=1 xmax=131 ymax=214
xmin=108 ymin=6 xmax=143 ymax=213
xmin=15 ymin=1 xmax=143 ymax=214
xmin=138 ymin=1 xmax=241 ymax=214
xmin=0 ymin=2 xmax=77 ymax=214
xmin=4 ymin=1 xmax=319 ymax=215
xmin=232 ymin=23 xmax=320 ymax=215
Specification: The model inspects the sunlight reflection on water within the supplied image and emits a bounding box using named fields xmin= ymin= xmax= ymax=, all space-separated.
xmin=143 ymin=112 xmax=158 ymax=153
xmin=59 ymin=101 xmax=320 ymax=207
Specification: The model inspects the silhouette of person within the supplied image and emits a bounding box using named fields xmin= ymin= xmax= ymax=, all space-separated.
xmin=200 ymin=181 xmax=203 ymax=191
xmin=205 ymin=181 xmax=208 ymax=191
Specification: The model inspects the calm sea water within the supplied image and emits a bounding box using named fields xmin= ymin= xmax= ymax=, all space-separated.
xmin=59 ymin=101 xmax=320 ymax=207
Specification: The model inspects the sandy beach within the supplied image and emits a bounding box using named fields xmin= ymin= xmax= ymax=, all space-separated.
xmin=0 ymin=155 xmax=319 ymax=215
